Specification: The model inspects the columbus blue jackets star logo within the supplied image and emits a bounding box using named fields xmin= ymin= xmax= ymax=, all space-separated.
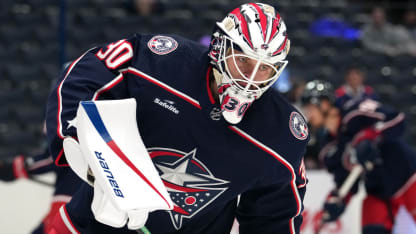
xmin=289 ymin=111 xmax=308 ymax=140
xmin=147 ymin=35 xmax=178 ymax=55
xmin=148 ymin=148 xmax=229 ymax=230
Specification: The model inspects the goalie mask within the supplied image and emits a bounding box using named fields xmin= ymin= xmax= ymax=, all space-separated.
xmin=209 ymin=3 xmax=290 ymax=124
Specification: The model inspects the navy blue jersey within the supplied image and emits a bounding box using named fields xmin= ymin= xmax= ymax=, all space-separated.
xmin=334 ymin=85 xmax=377 ymax=113
xmin=322 ymin=98 xmax=416 ymax=198
xmin=46 ymin=34 xmax=309 ymax=233
xmin=25 ymin=147 xmax=83 ymax=197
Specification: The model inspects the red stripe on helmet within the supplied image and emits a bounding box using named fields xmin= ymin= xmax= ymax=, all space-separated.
xmin=275 ymin=11 xmax=281 ymax=25
xmin=249 ymin=3 xmax=268 ymax=41
xmin=230 ymin=8 xmax=253 ymax=48
xmin=272 ymin=35 xmax=288 ymax=56
xmin=268 ymin=17 xmax=280 ymax=44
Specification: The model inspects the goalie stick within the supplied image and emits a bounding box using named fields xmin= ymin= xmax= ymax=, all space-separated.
xmin=137 ymin=226 xmax=151 ymax=234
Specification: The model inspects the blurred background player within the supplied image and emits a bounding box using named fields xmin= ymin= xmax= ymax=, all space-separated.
xmin=334 ymin=66 xmax=378 ymax=113
xmin=301 ymin=80 xmax=339 ymax=169
xmin=301 ymin=80 xmax=416 ymax=234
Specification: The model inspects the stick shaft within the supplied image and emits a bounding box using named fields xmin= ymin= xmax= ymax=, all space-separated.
xmin=338 ymin=165 xmax=363 ymax=199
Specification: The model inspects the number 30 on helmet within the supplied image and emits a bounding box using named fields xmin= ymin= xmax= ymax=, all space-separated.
xmin=209 ymin=3 xmax=290 ymax=124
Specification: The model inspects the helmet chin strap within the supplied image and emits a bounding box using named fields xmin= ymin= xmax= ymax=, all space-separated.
xmin=212 ymin=68 xmax=255 ymax=124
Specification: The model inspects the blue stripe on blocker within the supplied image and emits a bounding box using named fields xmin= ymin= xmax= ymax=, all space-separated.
xmin=80 ymin=101 xmax=113 ymax=143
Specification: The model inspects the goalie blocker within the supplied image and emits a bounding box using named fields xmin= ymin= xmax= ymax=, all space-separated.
xmin=62 ymin=98 xmax=173 ymax=230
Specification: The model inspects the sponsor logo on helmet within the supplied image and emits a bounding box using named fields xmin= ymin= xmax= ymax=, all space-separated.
xmin=261 ymin=44 xmax=269 ymax=50
xmin=147 ymin=35 xmax=178 ymax=55
xmin=289 ymin=112 xmax=308 ymax=140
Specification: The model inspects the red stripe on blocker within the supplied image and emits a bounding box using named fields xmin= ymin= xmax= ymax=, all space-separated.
xmin=81 ymin=101 xmax=172 ymax=209
xmin=106 ymin=140 xmax=173 ymax=209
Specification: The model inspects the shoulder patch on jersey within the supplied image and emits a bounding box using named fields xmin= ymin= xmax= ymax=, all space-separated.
xmin=289 ymin=111 xmax=308 ymax=140
xmin=147 ymin=35 xmax=178 ymax=55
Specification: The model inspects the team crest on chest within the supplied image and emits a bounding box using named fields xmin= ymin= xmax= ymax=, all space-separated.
xmin=148 ymin=148 xmax=229 ymax=230
xmin=289 ymin=112 xmax=308 ymax=140
xmin=147 ymin=35 xmax=178 ymax=55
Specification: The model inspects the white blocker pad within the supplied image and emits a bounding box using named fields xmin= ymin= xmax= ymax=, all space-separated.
xmin=64 ymin=98 xmax=173 ymax=212
xmin=64 ymin=137 xmax=91 ymax=185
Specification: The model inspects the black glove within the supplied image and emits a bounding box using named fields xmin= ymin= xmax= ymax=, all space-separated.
xmin=321 ymin=191 xmax=349 ymax=223
xmin=343 ymin=127 xmax=382 ymax=172
xmin=355 ymin=139 xmax=381 ymax=172
xmin=0 ymin=155 xmax=28 ymax=182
